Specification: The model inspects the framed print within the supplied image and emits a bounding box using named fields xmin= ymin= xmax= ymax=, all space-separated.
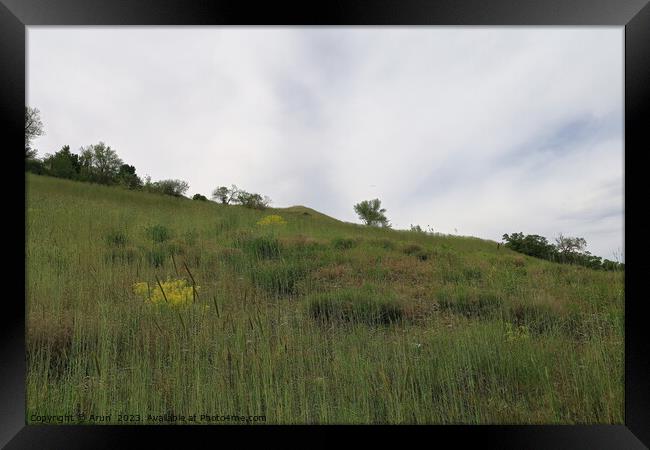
xmin=2 ymin=0 xmax=649 ymax=447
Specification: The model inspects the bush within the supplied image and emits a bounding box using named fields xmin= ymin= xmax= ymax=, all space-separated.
xmin=308 ymin=285 xmax=403 ymax=325
xmin=145 ymin=179 xmax=189 ymax=197
xmin=192 ymin=193 xmax=208 ymax=201
xmin=332 ymin=237 xmax=358 ymax=250
xmin=402 ymin=243 xmax=429 ymax=261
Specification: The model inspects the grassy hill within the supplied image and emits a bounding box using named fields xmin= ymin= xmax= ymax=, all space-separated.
xmin=26 ymin=174 xmax=623 ymax=424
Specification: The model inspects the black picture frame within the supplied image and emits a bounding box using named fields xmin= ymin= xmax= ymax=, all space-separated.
xmin=3 ymin=0 xmax=649 ymax=447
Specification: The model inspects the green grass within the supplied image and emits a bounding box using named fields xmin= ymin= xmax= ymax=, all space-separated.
xmin=26 ymin=174 xmax=624 ymax=424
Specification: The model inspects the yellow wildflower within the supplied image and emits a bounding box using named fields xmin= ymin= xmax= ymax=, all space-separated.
xmin=257 ymin=215 xmax=287 ymax=226
xmin=133 ymin=278 xmax=200 ymax=307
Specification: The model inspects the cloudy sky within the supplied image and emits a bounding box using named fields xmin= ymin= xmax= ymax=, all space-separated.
xmin=27 ymin=27 xmax=623 ymax=260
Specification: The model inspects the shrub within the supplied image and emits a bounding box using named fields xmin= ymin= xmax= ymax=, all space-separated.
xmin=403 ymin=243 xmax=429 ymax=261
xmin=192 ymin=193 xmax=208 ymax=201
xmin=145 ymin=179 xmax=190 ymax=197
xmin=308 ymin=285 xmax=403 ymax=325
xmin=146 ymin=224 xmax=172 ymax=243
xmin=332 ymin=237 xmax=357 ymax=250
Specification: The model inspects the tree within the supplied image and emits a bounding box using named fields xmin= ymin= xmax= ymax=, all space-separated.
xmin=116 ymin=164 xmax=143 ymax=190
xmin=554 ymin=234 xmax=587 ymax=256
xmin=192 ymin=193 xmax=208 ymax=201
xmin=502 ymin=232 xmax=557 ymax=260
xmin=147 ymin=179 xmax=189 ymax=197
xmin=503 ymin=231 xmax=622 ymax=271
xmin=42 ymin=145 xmax=80 ymax=179
xmin=354 ymin=198 xmax=389 ymax=227
xmin=212 ymin=185 xmax=240 ymax=204
xmin=235 ymin=190 xmax=270 ymax=209
xmin=25 ymin=107 xmax=44 ymax=158
xmin=79 ymin=142 xmax=123 ymax=184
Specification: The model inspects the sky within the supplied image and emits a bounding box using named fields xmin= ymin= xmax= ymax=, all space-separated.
xmin=27 ymin=27 xmax=624 ymax=260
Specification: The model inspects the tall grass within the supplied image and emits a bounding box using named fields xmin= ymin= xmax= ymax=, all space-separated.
xmin=26 ymin=174 xmax=624 ymax=424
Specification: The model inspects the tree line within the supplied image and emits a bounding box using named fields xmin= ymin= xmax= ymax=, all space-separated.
xmin=501 ymin=232 xmax=623 ymax=271
xmin=26 ymin=140 xmax=190 ymax=197
xmin=24 ymin=107 xmax=270 ymax=208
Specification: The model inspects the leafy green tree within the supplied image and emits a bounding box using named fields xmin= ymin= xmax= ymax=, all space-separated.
xmin=212 ymin=185 xmax=239 ymax=204
xmin=116 ymin=164 xmax=143 ymax=189
xmin=79 ymin=142 xmax=123 ymax=184
xmin=502 ymin=233 xmax=557 ymax=260
xmin=354 ymin=198 xmax=389 ymax=227
xmin=235 ymin=190 xmax=270 ymax=209
xmin=26 ymin=158 xmax=47 ymax=174
xmin=42 ymin=145 xmax=80 ymax=179
xmin=554 ymin=234 xmax=587 ymax=259
xmin=25 ymin=106 xmax=44 ymax=158
xmin=192 ymin=193 xmax=208 ymax=201
xmin=146 ymin=179 xmax=189 ymax=197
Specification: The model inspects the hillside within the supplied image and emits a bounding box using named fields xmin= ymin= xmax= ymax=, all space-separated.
xmin=26 ymin=174 xmax=624 ymax=424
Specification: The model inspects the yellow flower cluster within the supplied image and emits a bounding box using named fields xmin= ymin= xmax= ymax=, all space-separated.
xmin=257 ymin=215 xmax=287 ymax=226
xmin=133 ymin=279 xmax=199 ymax=307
